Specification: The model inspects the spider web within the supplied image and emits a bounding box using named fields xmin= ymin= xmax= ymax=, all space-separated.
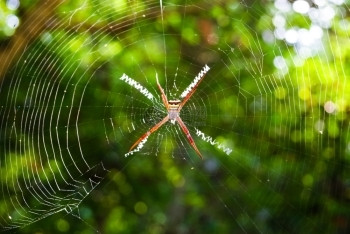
xmin=0 ymin=0 xmax=350 ymax=233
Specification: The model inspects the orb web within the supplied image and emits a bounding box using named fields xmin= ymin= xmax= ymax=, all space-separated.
xmin=0 ymin=0 xmax=349 ymax=233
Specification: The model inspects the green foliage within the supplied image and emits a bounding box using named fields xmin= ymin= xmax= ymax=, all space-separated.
xmin=1 ymin=0 xmax=350 ymax=233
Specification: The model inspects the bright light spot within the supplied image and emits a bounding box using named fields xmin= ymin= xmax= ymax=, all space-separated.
xmin=273 ymin=56 xmax=287 ymax=70
xmin=274 ymin=27 xmax=286 ymax=40
xmin=6 ymin=0 xmax=20 ymax=10
xmin=298 ymin=46 xmax=313 ymax=58
xmin=274 ymin=0 xmax=292 ymax=13
xmin=6 ymin=14 xmax=19 ymax=29
xmin=8 ymin=215 xmax=12 ymax=220
xmin=308 ymin=8 xmax=320 ymax=22
xmin=41 ymin=32 xmax=53 ymax=44
xmin=155 ymin=212 xmax=167 ymax=224
xmin=314 ymin=120 xmax=325 ymax=134
xmin=298 ymin=28 xmax=313 ymax=46
xmin=308 ymin=7 xmax=333 ymax=28
xmin=218 ymin=15 xmax=230 ymax=27
xmin=310 ymin=25 xmax=323 ymax=39
xmin=56 ymin=219 xmax=70 ymax=232
xmin=336 ymin=99 xmax=347 ymax=112
xmin=274 ymin=87 xmax=286 ymax=99
xmin=285 ymin=28 xmax=298 ymax=44
xmin=293 ymin=56 xmax=305 ymax=67
xmin=99 ymin=41 xmax=122 ymax=58
xmin=320 ymin=5 xmax=335 ymax=22
xmin=293 ymin=0 xmax=310 ymax=14
xmin=207 ymin=33 xmax=219 ymax=45
xmin=302 ymin=174 xmax=314 ymax=187
xmin=314 ymin=0 xmax=326 ymax=7
xmin=298 ymin=87 xmax=311 ymax=101
xmin=324 ymin=101 xmax=337 ymax=114
xmin=339 ymin=19 xmax=350 ymax=31
xmin=173 ymin=175 xmax=185 ymax=187
xmin=262 ymin=30 xmax=275 ymax=43
xmin=204 ymin=159 xmax=219 ymax=173
xmin=134 ymin=201 xmax=148 ymax=215
xmin=330 ymin=0 xmax=345 ymax=5
xmin=273 ymin=14 xmax=286 ymax=28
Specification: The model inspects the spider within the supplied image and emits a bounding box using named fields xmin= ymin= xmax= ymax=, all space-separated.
xmin=128 ymin=65 xmax=210 ymax=159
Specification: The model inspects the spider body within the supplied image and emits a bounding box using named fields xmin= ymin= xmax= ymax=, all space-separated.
xmin=128 ymin=65 xmax=210 ymax=159
xmin=168 ymin=100 xmax=180 ymax=124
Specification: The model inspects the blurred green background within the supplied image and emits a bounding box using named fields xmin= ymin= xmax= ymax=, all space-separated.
xmin=1 ymin=0 xmax=350 ymax=233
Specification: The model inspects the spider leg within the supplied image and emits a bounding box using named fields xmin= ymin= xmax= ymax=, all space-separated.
xmin=156 ymin=73 xmax=169 ymax=109
xmin=178 ymin=65 xmax=209 ymax=111
xmin=176 ymin=116 xmax=203 ymax=159
xmin=129 ymin=115 xmax=169 ymax=152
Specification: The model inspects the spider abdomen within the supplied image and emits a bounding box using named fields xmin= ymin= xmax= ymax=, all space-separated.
xmin=168 ymin=109 xmax=179 ymax=123
xmin=168 ymin=100 xmax=181 ymax=123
